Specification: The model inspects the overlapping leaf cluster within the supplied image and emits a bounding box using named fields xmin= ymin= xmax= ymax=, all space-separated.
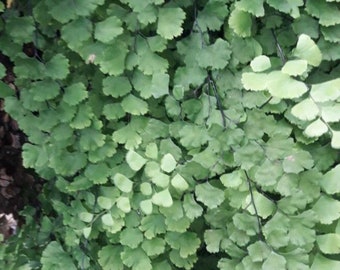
xmin=0 ymin=0 xmax=340 ymax=269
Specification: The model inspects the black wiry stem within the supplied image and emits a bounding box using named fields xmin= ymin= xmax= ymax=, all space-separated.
xmin=271 ymin=29 xmax=286 ymax=65
xmin=244 ymin=171 xmax=264 ymax=241
xmin=208 ymin=75 xmax=227 ymax=129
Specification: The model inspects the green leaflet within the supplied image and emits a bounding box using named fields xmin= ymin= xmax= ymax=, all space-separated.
xmin=116 ymin=196 xmax=131 ymax=213
xmin=234 ymin=141 xmax=265 ymax=170
xmin=120 ymin=0 xmax=149 ymax=12
xmin=282 ymin=149 xmax=314 ymax=174
xmin=197 ymin=0 xmax=229 ymax=30
xmin=293 ymin=34 xmax=322 ymax=66
xmin=250 ymin=55 xmax=271 ymax=72
xmin=229 ymin=8 xmax=252 ymax=37
xmin=66 ymin=176 xmax=93 ymax=192
xmin=233 ymin=212 xmax=259 ymax=237
xmin=140 ymin=199 xmax=153 ymax=215
xmin=97 ymin=42 xmax=128 ymax=76
xmin=179 ymin=124 xmax=210 ymax=148
xmin=304 ymin=118 xmax=328 ymax=137
xmin=78 ymin=212 xmax=93 ymax=223
xmin=262 ymin=252 xmax=287 ymax=270
xmin=195 ymin=182 xmax=225 ymax=209
xmin=152 ymin=188 xmax=173 ymax=207
xmin=263 ymin=212 xmax=290 ymax=248
xmin=132 ymin=70 xmax=153 ymax=98
xmin=311 ymin=254 xmax=340 ymax=270
xmin=242 ymin=70 xmax=309 ymax=98
xmin=313 ymin=195 xmax=340 ymax=224
xmin=157 ymin=7 xmax=186 ymax=40
xmin=242 ymin=72 xmax=268 ymax=91
xmin=166 ymin=215 xmax=191 ymax=233
xmin=310 ymin=78 xmax=340 ymax=102
xmin=113 ymin=173 xmax=133 ymax=193
xmin=235 ymin=0 xmax=264 ymax=17
xmin=197 ymin=39 xmax=231 ymax=69
xmin=94 ymin=16 xmax=123 ymax=43
xmin=137 ymin=4 xmax=158 ymax=26
xmin=0 ymin=82 xmax=15 ymax=98
xmin=321 ymin=24 xmax=340 ymax=43
xmin=321 ymin=103 xmax=340 ymax=122
xmin=291 ymin=98 xmax=319 ymax=121
xmin=149 ymin=169 xmax=170 ymax=187
xmin=243 ymin=191 xmax=275 ymax=219
xmin=103 ymin=103 xmax=125 ymax=120
xmin=292 ymin=14 xmax=319 ymax=38
xmin=70 ymin=104 xmax=94 ymax=129
xmin=320 ymin=165 xmax=340 ymax=194
xmin=45 ymin=54 xmax=69 ymax=80
xmin=281 ymin=60 xmax=308 ymax=76
xmin=183 ymin=193 xmax=203 ymax=220
xmin=113 ymin=125 xmax=142 ymax=149
xmin=121 ymin=94 xmax=148 ymax=115
xmin=41 ymin=241 xmax=77 ymax=270
xmin=161 ymin=153 xmax=177 ymax=173
xmin=30 ymin=79 xmax=60 ymax=101
xmin=120 ymin=228 xmax=144 ymax=248
xmin=171 ymin=174 xmax=189 ymax=192
xmin=46 ymin=0 xmax=105 ymax=23
xmin=317 ymin=234 xmax=340 ymax=254
xmin=145 ymin=142 xmax=158 ymax=159
xmin=84 ymin=163 xmax=110 ymax=184
xmin=151 ymin=72 xmax=169 ymax=98
xmin=6 ymin=16 xmax=35 ymax=43
xmin=98 ymin=196 xmax=114 ymax=210
xmin=126 ymin=150 xmax=146 ymax=171
xmin=247 ymin=241 xmax=271 ymax=262
xmin=98 ymin=245 xmax=124 ymax=270
xmin=121 ymin=247 xmax=152 ymax=270
xmin=204 ymin=229 xmax=225 ymax=253
xmin=103 ymin=76 xmax=132 ymax=98
xmin=266 ymin=71 xmax=308 ymax=99
xmin=61 ymin=18 xmax=93 ymax=50
xmin=174 ymin=66 xmax=206 ymax=90
xmin=49 ymin=151 xmax=88 ymax=176
xmin=170 ymin=250 xmax=197 ymax=269
xmin=79 ymin=127 xmax=105 ymax=151
xmin=138 ymin=49 xmax=169 ymax=75
xmin=306 ymin=0 xmax=340 ymax=26
xmin=165 ymin=231 xmax=201 ymax=258
xmin=153 ymin=261 xmax=172 ymax=270
xmin=331 ymin=130 xmax=340 ymax=149
xmin=266 ymin=0 xmax=303 ymax=18
xmin=139 ymin=214 xmax=166 ymax=239
xmin=88 ymin=141 xmax=117 ymax=163
xmin=220 ymin=170 xmax=245 ymax=188
xmin=148 ymin=36 xmax=167 ymax=52
xmin=63 ymin=82 xmax=88 ymax=105
xmin=231 ymin=36 xmax=263 ymax=64
xmin=140 ymin=182 xmax=153 ymax=196
xmin=0 ymin=62 xmax=6 ymax=78
xmin=141 ymin=237 xmax=166 ymax=256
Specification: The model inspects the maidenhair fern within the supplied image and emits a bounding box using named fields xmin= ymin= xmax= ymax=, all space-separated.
xmin=0 ymin=0 xmax=340 ymax=269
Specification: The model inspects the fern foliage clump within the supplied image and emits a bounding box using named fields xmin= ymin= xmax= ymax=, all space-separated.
xmin=1 ymin=0 xmax=340 ymax=269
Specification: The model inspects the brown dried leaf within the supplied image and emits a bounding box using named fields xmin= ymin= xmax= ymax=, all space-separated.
xmin=0 ymin=213 xmax=17 ymax=240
